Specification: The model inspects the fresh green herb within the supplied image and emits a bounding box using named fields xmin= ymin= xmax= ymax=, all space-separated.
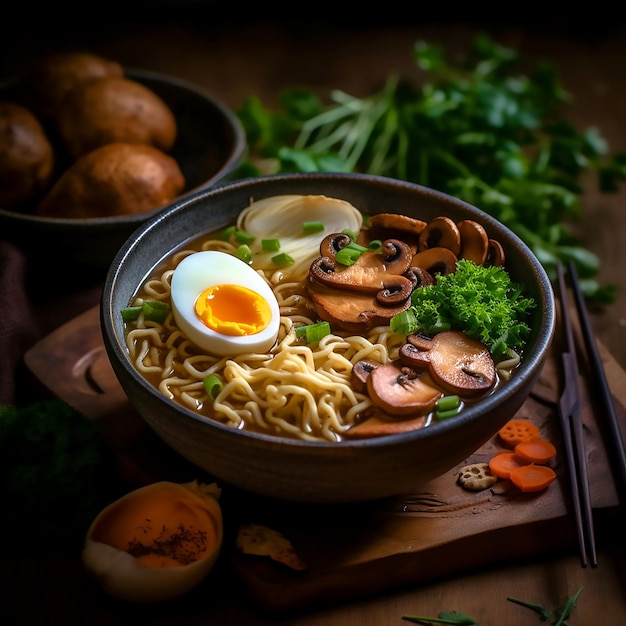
xmin=402 ymin=610 xmax=479 ymax=624
xmin=394 ymin=259 xmax=535 ymax=358
xmin=302 ymin=220 xmax=325 ymax=234
xmin=368 ymin=239 xmax=383 ymax=252
xmin=261 ymin=238 xmax=281 ymax=252
xmin=237 ymin=244 xmax=253 ymax=263
xmin=508 ymin=586 xmax=583 ymax=625
xmin=203 ymin=374 xmax=224 ymax=398
xmin=295 ymin=321 xmax=331 ymax=343
xmin=236 ymin=34 xmax=626 ymax=302
xmin=271 ymin=251 xmax=294 ymax=267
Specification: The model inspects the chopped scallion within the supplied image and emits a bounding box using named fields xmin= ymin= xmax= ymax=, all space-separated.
xmin=436 ymin=408 xmax=460 ymax=420
xmin=335 ymin=247 xmax=362 ymax=266
xmin=302 ymin=220 xmax=324 ymax=234
xmin=295 ymin=321 xmax=331 ymax=343
xmin=261 ymin=238 xmax=281 ymax=252
xmin=234 ymin=229 xmax=255 ymax=245
xmin=368 ymin=239 xmax=382 ymax=252
xmin=203 ymin=374 xmax=223 ymax=398
xmin=236 ymin=244 xmax=253 ymax=263
xmin=436 ymin=395 xmax=461 ymax=412
xmin=142 ymin=300 xmax=170 ymax=323
xmin=271 ymin=252 xmax=294 ymax=267
xmin=390 ymin=308 xmax=418 ymax=335
xmin=345 ymin=241 xmax=368 ymax=253
xmin=342 ymin=228 xmax=358 ymax=241
xmin=121 ymin=305 xmax=142 ymax=322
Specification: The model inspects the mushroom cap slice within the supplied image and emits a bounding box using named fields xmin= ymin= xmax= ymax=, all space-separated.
xmin=400 ymin=331 xmax=496 ymax=398
xmin=458 ymin=219 xmax=489 ymax=265
xmin=486 ymin=239 xmax=506 ymax=267
xmin=418 ymin=216 xmax=461 ymax=256
xmin=366 ymin=362 xmax=441 ymax=417
xmin=306 ymin=275 xmax=412 ymax=333
xmin=366 ymin=213 xmax=427 ymax=253
xmin=411 ymin=246 xmax=458 ymax=277
xmin=343 ymin=408 xmax=428 ymax=439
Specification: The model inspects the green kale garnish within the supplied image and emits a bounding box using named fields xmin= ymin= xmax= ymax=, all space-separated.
xmin=404 ymin=259 xmax=535 ymax=359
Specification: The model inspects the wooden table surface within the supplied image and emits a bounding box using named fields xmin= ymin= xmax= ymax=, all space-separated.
xmin=3 ymin=9 xmax=626 ymax=625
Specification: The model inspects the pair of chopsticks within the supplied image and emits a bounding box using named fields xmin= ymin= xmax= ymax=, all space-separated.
xmin=555 ymin=260 xmax=626 ymax=568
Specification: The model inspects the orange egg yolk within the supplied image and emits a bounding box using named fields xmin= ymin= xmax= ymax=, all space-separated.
xmin=195 ymin=283 xmax=272 ymax=336
xmin=92 ymin=488 xmax=219 ymax=568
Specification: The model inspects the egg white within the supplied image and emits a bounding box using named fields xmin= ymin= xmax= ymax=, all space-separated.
xmin=170 ymin=250 xmax=280 ymax=356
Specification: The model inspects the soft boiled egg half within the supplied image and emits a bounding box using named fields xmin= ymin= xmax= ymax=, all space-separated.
xmin=170 ymin=250 xmax=280 ymax=356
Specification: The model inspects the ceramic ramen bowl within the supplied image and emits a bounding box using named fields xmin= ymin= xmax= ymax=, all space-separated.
xmin=0 ymin=68 xmax=245 ymax=276
xmin=101 ymin=173 xmax=555 ymax=503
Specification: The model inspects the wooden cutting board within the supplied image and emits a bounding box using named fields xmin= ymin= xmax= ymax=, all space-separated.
xmin=24 ymin=305 xmax=626 ymax=615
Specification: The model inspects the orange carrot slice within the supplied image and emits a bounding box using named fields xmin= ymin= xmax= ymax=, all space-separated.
xmin=497 ymin=419 xmax=541 ymax=448
xmin=509 ymin=464 xmax=557 ymax=492
xmin=514 ymin=438 xmax=557 ymax=464
xmin=488 ymin=451 xmax=528 ymax=480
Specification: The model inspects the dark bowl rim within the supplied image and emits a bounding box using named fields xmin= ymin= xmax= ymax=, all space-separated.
xmin=102 ymin=172 xmax=556 ymax=450
xmin=0 ymin=67 xmax=246 ymax=229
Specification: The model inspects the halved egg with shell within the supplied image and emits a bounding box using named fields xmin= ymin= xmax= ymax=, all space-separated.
xmin=82 ymin=480 xmax=223 ymax=603
xmin=170 ymin=250 xmax=280 ymax=356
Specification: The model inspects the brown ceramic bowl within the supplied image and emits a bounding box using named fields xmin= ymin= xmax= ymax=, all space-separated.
xmin=101 ymin=173 xmax=555 ymax=503
xmin=0 ymin=68 xmax=245 ymax=276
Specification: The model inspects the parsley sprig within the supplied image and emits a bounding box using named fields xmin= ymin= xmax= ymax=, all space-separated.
xmin=237 ymin=34 xmax=625 ymax=303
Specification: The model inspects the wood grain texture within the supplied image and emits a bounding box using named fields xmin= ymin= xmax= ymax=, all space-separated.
xmin=23 ymin=304 xmax=626 ymax=614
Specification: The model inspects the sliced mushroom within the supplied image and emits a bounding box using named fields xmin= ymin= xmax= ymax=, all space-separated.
xmin=366 ymin=362 xmax=441 ymax=417
xmin=350 ymin=358 xmax=381 ymax=393
xmin=343 ymin=408 xmax=428 ymax=439
xmin=485 ymin=239 xmax=506 ymax=267
xmin=399 ymin=331 xmax=496 ymax=398
xmin=307 ymin=275 xmax=412 ymax=333
xmin=457 ymin=219 xmax=489 ymax=265
xmin=411 ymin=246 xmax=458 ymax=277
xmin=367 ymin=213 xmax=427 ymax=253
xmin=418 ymin=216 xmax=461 ymax=256
xmin=318 ymin=232 xmax=353 ymax=257
xmin=309 ymin=239 xmax=415 ymax=305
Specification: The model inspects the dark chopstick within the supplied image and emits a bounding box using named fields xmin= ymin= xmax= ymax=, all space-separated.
xmin=555 ymin=261 xmax=597 ymax=568
xmin=567 ymin=260 xmax=626 ymax=503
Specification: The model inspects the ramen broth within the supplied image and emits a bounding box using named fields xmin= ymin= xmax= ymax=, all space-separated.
xmin=122 ymin=197 xmax=523 ymax=442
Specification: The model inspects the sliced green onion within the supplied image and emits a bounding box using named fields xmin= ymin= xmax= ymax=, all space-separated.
xmin=335 ymin=247 xmax=362 ymax=266
xmin=261 ymin=238 xmax=281 ymax=252
xmin=390 ymin=308 xmax=418 ymax=335
xmin=121 ymin=305 xmax=142 ymax=322
xmin=234 ymin=229 xmax=255 ymax=245
xmin=342 ymin=228 xmax=358 ymax=241
xmin=203 ymin=374 xmax=223 ymax=398
xmin=345 ymin=241 xmax=368 ymax=253
xmin=436 ymin=395 xmax=461 ymax=412
xmin=295 ymin=321 xmax=331 ymax=343
xmin=216 ymin=225 xmax=236 ymax=241
xmin=302 ymin=220 xmax=324 ymax=234
xmin=368 ymin=239 xmax=383 ymax=252
xmin=236 ymin=244 xmax=253 ymax=263
xmin=271 ymin=252 xmax=294 ymax=267
xmin=436 ymin=408 xmax=460 ymax=420
xmin=142 ymin=300 xmax=170 ymax=323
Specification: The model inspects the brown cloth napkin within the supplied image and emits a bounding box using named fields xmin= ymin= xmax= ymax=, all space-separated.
xmin=0 ymin=240 xmax=101 ymax=406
